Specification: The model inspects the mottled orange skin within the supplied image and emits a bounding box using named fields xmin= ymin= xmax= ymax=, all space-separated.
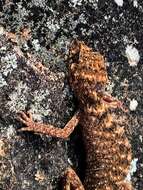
xmin=17 ymin=40 xmax=132 ymax=190
xmin=69 ymin=40 xmax=132 ymax=190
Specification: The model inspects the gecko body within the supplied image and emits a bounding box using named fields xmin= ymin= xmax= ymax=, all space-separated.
xmin=18 ymin=40 xmax=132 ymax=190
xmin=68 ymin=40 xmax=132 ymax=190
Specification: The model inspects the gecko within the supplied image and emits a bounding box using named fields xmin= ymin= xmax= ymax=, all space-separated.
xmin=17 ymin=40 xmax=132 ymax=190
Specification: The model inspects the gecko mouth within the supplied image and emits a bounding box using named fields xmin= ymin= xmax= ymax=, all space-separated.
xmin=102 ymin=95 xmax=117 ymax=103
xmin=102 ymin=94 xmax=122 ymax=106
xmin=102 ymin=94 xmax=128 ymax=112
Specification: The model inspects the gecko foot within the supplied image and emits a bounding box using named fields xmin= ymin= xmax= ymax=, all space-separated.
xmin=17 ymin=111 xmax=35 ymax=131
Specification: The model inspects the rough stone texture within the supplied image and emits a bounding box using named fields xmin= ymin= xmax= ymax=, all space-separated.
xmin=0 ymin=0 xmax=143 ymax=189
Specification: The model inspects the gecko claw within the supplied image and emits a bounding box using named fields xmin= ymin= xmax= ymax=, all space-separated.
xmin=27 ymin=111 xmax=33 ymax=120
xmin=17 ymin=111 xmax=35 ymax=132
xmin=18 ymin=111 xmax=31 ymax=121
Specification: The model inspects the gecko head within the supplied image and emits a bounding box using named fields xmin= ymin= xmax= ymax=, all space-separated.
xmin=68 ymin=40 xmax=108 ymax=104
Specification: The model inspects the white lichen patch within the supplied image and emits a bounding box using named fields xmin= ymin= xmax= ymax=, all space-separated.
xmin=32 ymin=39 xmax=40 ymax=51
xmin=6 ymin=125 xmax=16 ymax=139
xmin=126 ymin=158 xmax=138 ymax=181
xmin=1 ymin=53 xmax=18 ymax=76
xmin=106 ymin=81 xmax=115 ymax=94
xmin=29 ymin=88 xmax=52 ymax=121
xmin=139 ymin=135 xmax=142 ymax=142
xmin=0 ymin=26 xmax=5 ymax=35
xmin=125 ymin=45 xmax=140 ymax=66
xmin=7 ymin=81 xmax=29 ymax=112
xmin=69 ymin=0 xmax=82 ymax=7
xmin=133 ymin=0 xmax=138 ymax=7
xmin=33 ymin=89 xmax=50 ymax=102
xmin=31 ymin=0 xmax=46 ymax=8
xmin=46 ymin=20 xmax=60 ymax=33
xmin=21 ymin=179 xmax=31 ymax=189
xmin=114 ymin=0 xmax=123 ymax=7
xmin=0 ymin=74 xmax=7 ymax=87
xmin=0 ymin=46 xmax=7 ymax=52
xmin=129 ymin=99 xmax=138 ymax=111
xmin=69 ymin=0 xmax=98 ymax=8
xmin=35 ymin=170 xmax=46 ymax=184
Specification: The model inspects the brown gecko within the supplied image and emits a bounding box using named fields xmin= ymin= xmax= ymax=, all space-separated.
xmin=17 ymin=40 xmax=132 ymax=190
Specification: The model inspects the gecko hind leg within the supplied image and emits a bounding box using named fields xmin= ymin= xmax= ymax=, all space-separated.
xmin=63 ymin=167 xmax=85 ymax=190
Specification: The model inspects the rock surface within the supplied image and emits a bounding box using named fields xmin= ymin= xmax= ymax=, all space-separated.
xmin=0 ymin=0 xmax=143 ymax=189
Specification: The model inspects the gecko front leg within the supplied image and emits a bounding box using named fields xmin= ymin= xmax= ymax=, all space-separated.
xmin=17 ymin=111 xmax=84 ymax=190
xmin=17 ymin=111 xmax=80 ymax=139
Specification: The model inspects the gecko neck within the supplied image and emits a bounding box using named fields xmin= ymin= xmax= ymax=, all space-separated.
xmin=79 ymin=100 xmax=108 ymax=118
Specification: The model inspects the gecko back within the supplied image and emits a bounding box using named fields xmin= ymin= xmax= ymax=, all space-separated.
xmin=69 ymin=40 xmax=132 ymax=190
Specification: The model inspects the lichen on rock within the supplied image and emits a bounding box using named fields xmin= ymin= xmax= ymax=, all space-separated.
xmin=0 ymin=0 xmax=143 ymax=189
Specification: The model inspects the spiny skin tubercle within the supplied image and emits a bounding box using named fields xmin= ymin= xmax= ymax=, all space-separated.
xmin=17 ymin=40 xmax=132 ymax=190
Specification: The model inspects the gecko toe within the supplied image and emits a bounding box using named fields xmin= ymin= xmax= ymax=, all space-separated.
xmin=18 ymin=127 xmax=33 ymax=132
xmin=17 ymin=116 xmax=28 ymax=125
xmin=26 ymin=111 xmax=33 ymax=119
xmin=18 ymin=111 xmax=30 ymax=121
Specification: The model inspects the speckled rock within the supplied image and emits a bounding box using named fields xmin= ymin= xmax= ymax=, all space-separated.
xmin=0 ymin=0 xmax=143 ymax=189
xmin=0 ymin=30 xmax=75 ymax=190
